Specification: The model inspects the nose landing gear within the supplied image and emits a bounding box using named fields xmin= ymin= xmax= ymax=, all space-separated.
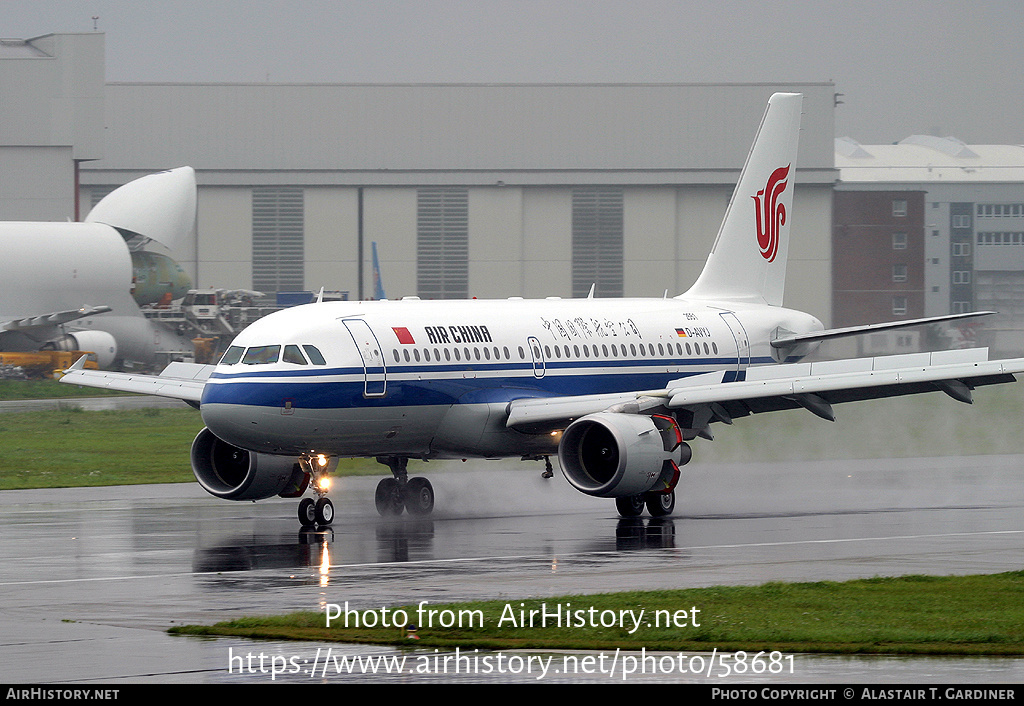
xmin=298 ymin=496 xmax=334 ymax=526
xmin=298 ymin=455 xmax=335 ymax=527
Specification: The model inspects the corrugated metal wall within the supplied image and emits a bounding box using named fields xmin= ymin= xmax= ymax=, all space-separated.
xmin=92 ymin=82 xmax=836 ymax=182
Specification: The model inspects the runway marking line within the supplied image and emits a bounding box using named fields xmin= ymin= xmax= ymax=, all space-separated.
xmin=1 ymin=529 xmax=1022 ymax=587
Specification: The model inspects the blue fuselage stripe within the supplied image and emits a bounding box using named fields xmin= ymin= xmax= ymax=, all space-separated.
xmin=201 ymin=356 xmax=779 ymax=409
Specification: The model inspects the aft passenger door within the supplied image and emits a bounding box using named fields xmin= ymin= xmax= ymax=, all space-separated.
xmin=342 ymin=318 xmax=387 ymax=397
xmin=719 ymin=311 xmax=750 ymax=377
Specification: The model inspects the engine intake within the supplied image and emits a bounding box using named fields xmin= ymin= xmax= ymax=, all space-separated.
xmin=190 ymin=427 xmax=306 ymax=501
xmin=558 ymin=412 xmax=687 ymax=498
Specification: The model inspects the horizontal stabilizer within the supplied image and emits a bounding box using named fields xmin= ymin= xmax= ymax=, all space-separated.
xmin=771 ymin=311 xmax=996 ymax=349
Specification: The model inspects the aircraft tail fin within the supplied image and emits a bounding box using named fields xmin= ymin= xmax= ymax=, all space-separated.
xmin=372 ymin=241 xmax=387 ymax=300
xmin=682 ymin=93 xmax=802 ymax=307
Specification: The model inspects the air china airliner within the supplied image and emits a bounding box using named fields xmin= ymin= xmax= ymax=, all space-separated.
xmin=61 ymin=93 xmax=1024 ymax=526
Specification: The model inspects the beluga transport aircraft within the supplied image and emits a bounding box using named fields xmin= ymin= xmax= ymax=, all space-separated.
xmin=61 ymin=93 xmax=1024 ymax=527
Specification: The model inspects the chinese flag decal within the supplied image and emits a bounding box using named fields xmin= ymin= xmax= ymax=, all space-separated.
xmin=392 ymin=327 xmax=415 ymax=344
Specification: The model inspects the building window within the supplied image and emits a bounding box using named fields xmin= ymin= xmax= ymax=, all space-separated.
xmin=952 ymin=214 xmax=972 ymax=229
xmin=978 ymin=231 xmax=1024 ymax=245
xmin=892 ymin=264 xmax=908 ymax=282
xmin=892 ymin=296 xmax=907 ymax=315
xmin=892 ymin=232 xmax=907 ymax=250
xmin=417 ymin=188 xmax=469 ymax=299
xmin=977 ymin=204 xmax=1024 ymax=217
xmin=952 ymin=241 xmax=971 ymax=257
xmin=572 ymin=188 xmax=623 ymax=298
xmin=252 ymin=187 xmax=304 ymax=293
xmin=953 ymin=270 xmax=971 ymax=284
xmin=893 ymin=200 xmax=907 ymax=217
xmin=952 ymin=301 xmax=972 ymax=313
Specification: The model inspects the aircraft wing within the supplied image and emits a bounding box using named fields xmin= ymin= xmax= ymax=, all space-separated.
xmin=505 ymin=348 xmax=1024 ymax=433
xmin=2 ymin=306 xmax=113 ymax=334
xmin=59 ymin=357 xmax=212 ymax=404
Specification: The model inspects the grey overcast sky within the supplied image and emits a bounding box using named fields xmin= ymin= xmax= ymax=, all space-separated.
xmin=6 ymin=0 xmax=1024 ymax=145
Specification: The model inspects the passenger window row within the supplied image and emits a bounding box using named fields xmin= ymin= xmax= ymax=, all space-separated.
xmin=219 ymin=339 xmax=720 ymax=367
xmin=390 ymin=340 xmax=720 ymax=364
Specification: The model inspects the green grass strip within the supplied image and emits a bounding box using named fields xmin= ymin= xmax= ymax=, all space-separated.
xmin=0 ymin=379 xmax=135 ymax=400
xmin=0 ymin=407 xmax=383 ymax=489
xmin=0 ymin=408 xmax=204 ymax=487
xmin=170 ymin=572 xmax=1024 ymax=655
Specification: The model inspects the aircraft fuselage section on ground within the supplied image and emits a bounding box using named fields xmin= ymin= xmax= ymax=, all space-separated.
xmin=1 ymin=168 xmax=198 ymax=367
xmin=198 ymin=297 xmax=823 ymax=459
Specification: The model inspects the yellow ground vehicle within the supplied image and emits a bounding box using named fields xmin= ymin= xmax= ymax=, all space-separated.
xmin=0 ymin=351 xmax=99 ymax=379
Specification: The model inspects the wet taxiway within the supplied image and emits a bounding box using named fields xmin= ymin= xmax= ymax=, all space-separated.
xmin=1 ymin=454 xmax=1023 ymax=683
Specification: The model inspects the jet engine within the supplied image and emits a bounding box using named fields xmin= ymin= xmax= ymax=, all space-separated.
xmin=43 ymin=330 xmax=118 ymax=369
xmin=190 ymin=427 xmax=307 ymax=501
xmin=557 ymin=412 xmax=688 ymax=498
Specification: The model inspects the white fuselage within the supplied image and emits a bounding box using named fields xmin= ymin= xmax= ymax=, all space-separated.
xmin=198 ymin=297 xmax=822 ymax=459
xmin=0 ymin=222 xmax=194 ymax=364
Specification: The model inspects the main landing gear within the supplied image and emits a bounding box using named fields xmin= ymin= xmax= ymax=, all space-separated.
xmin=614 ymin=489 xmax=676 ymax=518
xmin=375 ymin=456 xmax=435 ymax=517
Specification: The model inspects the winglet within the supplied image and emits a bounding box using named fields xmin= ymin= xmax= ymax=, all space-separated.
xmin=67 ymin=355 xmax=88 ymax=371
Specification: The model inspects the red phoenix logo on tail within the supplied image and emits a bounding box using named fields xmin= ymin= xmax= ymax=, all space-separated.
xmin=752 ymin=164 xmax=790 ymax=263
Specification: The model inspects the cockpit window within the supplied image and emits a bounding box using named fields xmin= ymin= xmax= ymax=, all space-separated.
xmin=219 ymin=346 xmax=244 ymax=365
xmin=283 ymin=344 xmax=308 ymax=365
xmin=303 ymin=345 xmax=327 ymax=365
xmin=242 ymin=345 xmax=281 ymax=365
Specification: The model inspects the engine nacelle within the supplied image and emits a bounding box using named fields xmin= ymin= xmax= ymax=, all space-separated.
xmin=190 ymin=427 xmax=307 ymax=501
xmin=558 ymin=412 xmax=686 ymax=498
xmin=44 ymin=330 xmax=118 ymax=369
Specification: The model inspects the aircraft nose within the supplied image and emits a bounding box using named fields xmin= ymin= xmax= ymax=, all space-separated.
xmin=199 ymin=376 xmax=311 ymax=454
xmin=198 ymin=382 xmax=260 ymax=450
xmin=199 ymin=398 xmax=238 ymax=441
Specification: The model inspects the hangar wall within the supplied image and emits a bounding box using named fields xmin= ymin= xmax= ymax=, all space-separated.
xmin=0 ymin=33 xmax=104 ymax=220
xmin=79 ymin=81 xmax=837 ymax=323
xmin=1 ymin=35 xmax=838 ymax=325
xmin=148 ymin=181 xmax=833 ymax=322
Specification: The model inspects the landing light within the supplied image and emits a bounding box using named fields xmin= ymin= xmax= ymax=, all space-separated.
xmin=318 ymin=477 xmax=332 ymax=492
xmin=316 ymin=454 xmax=328 ymax=467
